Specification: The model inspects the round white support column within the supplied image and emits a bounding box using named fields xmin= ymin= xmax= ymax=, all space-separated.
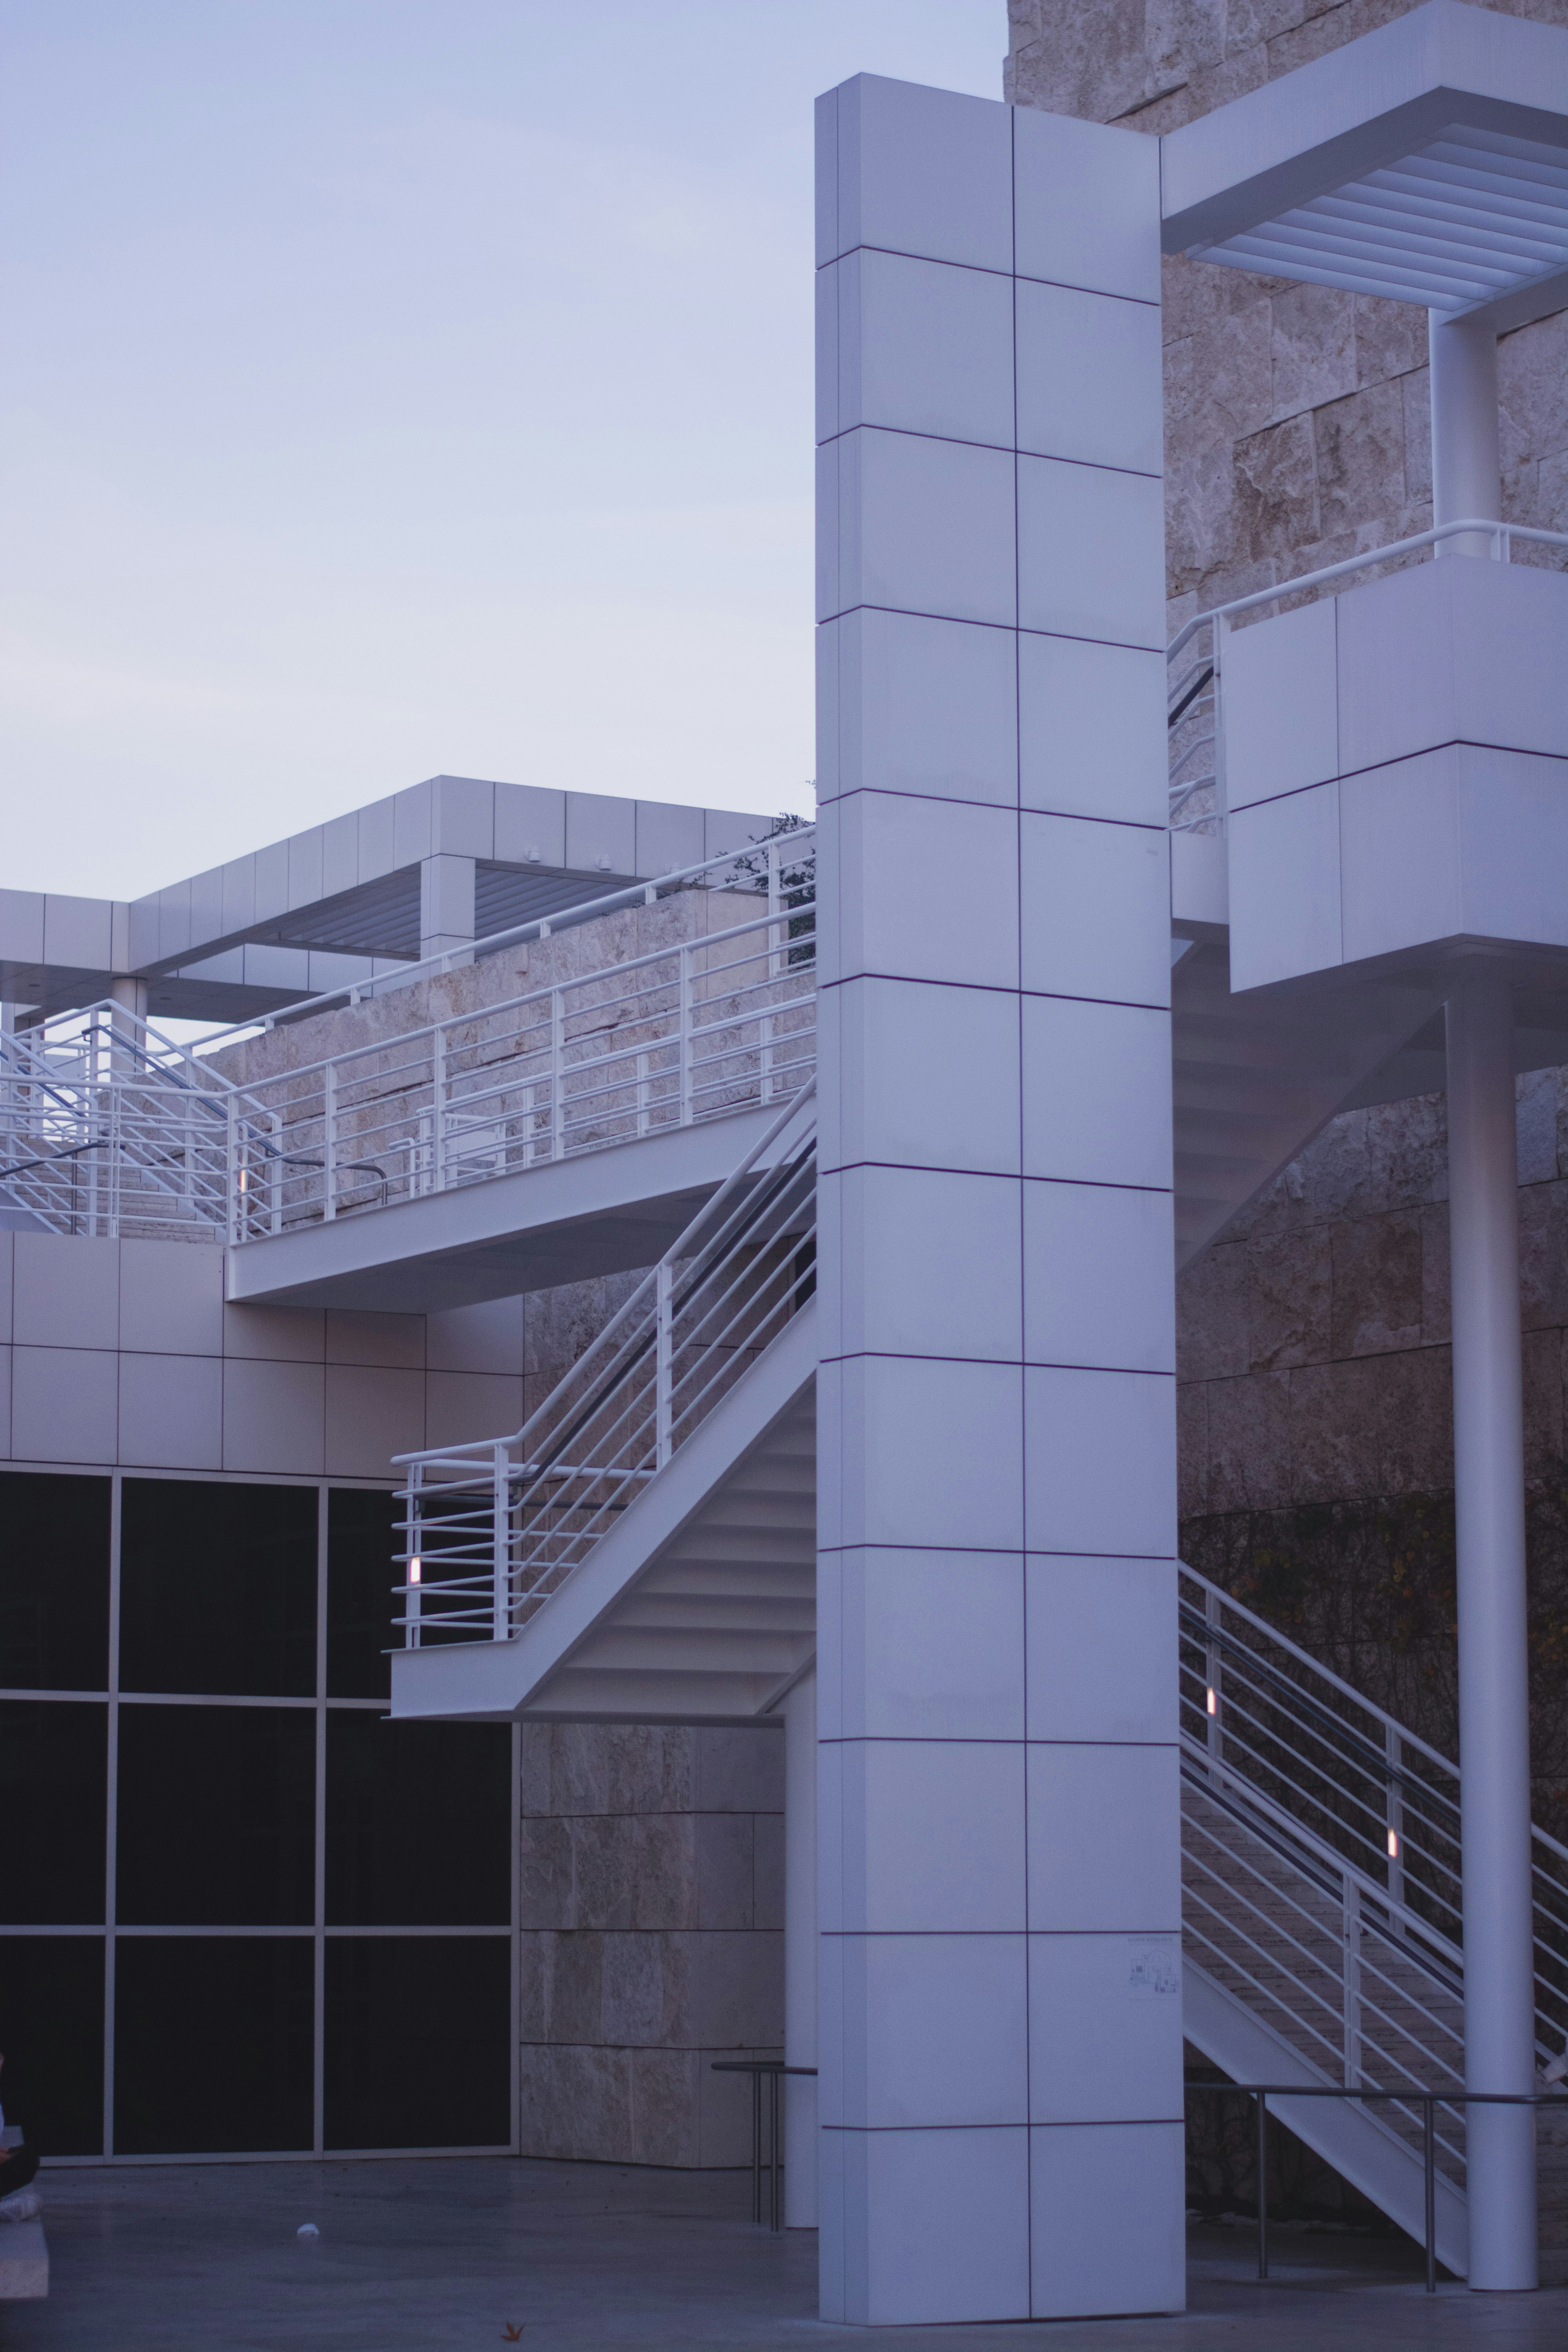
xmin=783 ymin=1667 xmax=817 ymax=2230
xmin=1446 ymin=971 xmax=1537 ymax=2291
xmin=1429 ymin=312 xmax=1500 ymax=557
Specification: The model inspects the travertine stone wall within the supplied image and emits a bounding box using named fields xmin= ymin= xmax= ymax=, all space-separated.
xmin=1005 ymin=0 xmax=1568 ymax=617
xmin=211 ymin=885 xmax=764 ymax=1088
xmin=517 ymin=1722 xmax=784 ymax=2165
xmin=1177 ymin=1072 xmax=1568 ymax=1518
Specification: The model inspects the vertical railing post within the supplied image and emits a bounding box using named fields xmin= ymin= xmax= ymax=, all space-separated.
xmin=269 ymin=1111 xmax=283 ymax=1234
xmin=1343 ymin=1877 xmax=1362 ymax=2088
xmin=656 ymin=1259 xmax=674 ymax=1468
xmin=493 ymin=1445 xmax=511 ymax=1641
xmin=636 ymin=1049 xmax=650 ymax=1139
xmin=432 ymin=1026 xmax=446 ymax=1194
xmin=551 ymin=987 xmax=564 ymax=1160
xmin=767 ymin=838 xmax=782 ymax=980
xmin=678 ymin=946 xmax=692 ymax=1126
xmin=323 ymin=1062 xmax=338 ymax=1220
xmin=407 ymin=1471 xmax=422 ymax=1651
xmin=1387 ymin=1722 xmax=1406 ymax=1921
xmin=87 ymin=1015 xmax=102 ymax=1238
xmin=227 ymin=1095 xmax=240 ymax=1242
xmin=1256 ymin=2092 xmax=1269 ymax=2281
xmin=107 ymin=1081 xmax=121 ymax=1238
xmin=1205 ymin=1586 xmax=1224 ymax=1777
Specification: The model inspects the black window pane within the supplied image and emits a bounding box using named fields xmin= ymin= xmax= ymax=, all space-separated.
xmin=327 ymin=1488 xmax=398 ymax=1699
xmin=120 ymin=1479 xmax=317 ymax=1698
xmin=116 ymin=1706 xmax=314 ymax=1926
xmin=324 ymin=1937 xmax=510 ymax=2149
xmin=0 ymin=1936 xmax=104 ymax=2154
xmin=0 ymin=1701 xmax=107 ymax=1923
xmin=0 ymin=1472 xmax=111 ymax=1691
xmin=114 ymin=1936 xmax=312 ymax=2154
xmin=325 ymin=1715 xmax=510 ymax=1926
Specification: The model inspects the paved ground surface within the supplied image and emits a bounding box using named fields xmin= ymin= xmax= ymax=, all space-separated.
xmin=4 ymin=2159 xmax=1568 ymax=2349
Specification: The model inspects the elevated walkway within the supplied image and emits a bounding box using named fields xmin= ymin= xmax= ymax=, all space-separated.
xmin=225 ymin=1105 xmax=789 ymax=1312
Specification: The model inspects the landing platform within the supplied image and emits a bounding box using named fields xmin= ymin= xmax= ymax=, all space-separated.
xmin=13 ymin=2158 xmax=1568 ymax=2348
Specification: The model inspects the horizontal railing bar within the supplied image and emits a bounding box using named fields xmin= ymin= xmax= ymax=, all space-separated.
xmin=238 ymin=896 xmax=816 ymax=1096
xmin=1179 ymin=1570 xmax=1462 ymax=1781
xmin=1168 ymin=519 xmax=1568 ymax=660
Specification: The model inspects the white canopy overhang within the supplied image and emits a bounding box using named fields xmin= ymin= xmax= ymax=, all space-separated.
xmin=1160 ymin=0 xmax=1568 ymax=327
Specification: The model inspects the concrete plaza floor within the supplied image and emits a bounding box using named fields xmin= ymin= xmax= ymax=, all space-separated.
xmin=4 ymin=2158 xmax=1568 ymax=2350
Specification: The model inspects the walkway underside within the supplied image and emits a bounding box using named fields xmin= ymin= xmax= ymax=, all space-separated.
xmin=225 ymin=1104 xmax=783 ymax=1312
xmin=1171 ymin=943 xmax=1568 ymax=1270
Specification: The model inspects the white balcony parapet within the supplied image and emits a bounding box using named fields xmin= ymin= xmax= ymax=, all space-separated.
xmin=394 ymin=1080 xmax=817 ymax=1647
xmin=1167 ymin=519 xmax=1568 ymax=836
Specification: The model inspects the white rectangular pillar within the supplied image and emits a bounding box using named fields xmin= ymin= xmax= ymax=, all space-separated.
xmin=420 ymin=853 xmax=476 ymax=960
xmin=784 ymin=1668 xmax=819 ymax=2228
xmin=815 ymin=77 xmax=1183 ymax=2327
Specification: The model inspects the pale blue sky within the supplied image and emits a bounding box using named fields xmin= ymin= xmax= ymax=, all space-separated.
xmin=1 ymin=2 xmax=1000 ymax=901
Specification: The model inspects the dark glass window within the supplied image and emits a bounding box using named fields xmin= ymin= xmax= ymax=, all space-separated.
xmin=116 ymin=1706 xmax=314 ymax=1926
xmin=0 ymin=1701 xmax=107 ymax=1924
xmin=0 ymin=1472 xmax=111 ymax=1691
xmin=113 ymin=1937 xmax=312 ymax=2154
xmin=0 ymin=1935 xmax=104 ymax=2155
xmin=323 ymin=1936 xmax=510 ymax=2149
xmin=120 ymin=1479 xmax=317 ymax=1698
xmin=325 ymin=1715 xmax=510 ymax=1926
xmin=327 ymin=1488 xmax=398 ymax=1699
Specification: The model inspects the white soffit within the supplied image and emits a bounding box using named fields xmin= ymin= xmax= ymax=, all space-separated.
xmin=1160 ymin=0 xmax=1568 ymax=327
xmin=1191 ymin=123 xmax=1568 ymax=314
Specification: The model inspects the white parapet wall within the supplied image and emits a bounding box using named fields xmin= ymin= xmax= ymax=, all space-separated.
xmin=1223 ymin=557 xmax=1568 ymax=994
xmin=814 ymin=75 xmax=1183 ymax=2327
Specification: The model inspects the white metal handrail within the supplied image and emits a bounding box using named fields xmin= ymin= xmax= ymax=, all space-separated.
xmin=1181 ymin=1758 xmax=1469 ymax=2186
xmin=225 ymin=842 xmax=816 ymax=1243
xmin=1168 ymin=518 xmax=1568 ymax=664
xmin=394 ymin=1082 xmax=817 ymax=1646
xmin=0 ymin=1015 xmax=245 ymax=1241
xmin=0 ymin=833 xmax=815 ymax=1246
xmin=1165 ymin=518 xmax=1568 ymax=834
xmin=1179 ymin=1566 xmax=1568 ymax=2070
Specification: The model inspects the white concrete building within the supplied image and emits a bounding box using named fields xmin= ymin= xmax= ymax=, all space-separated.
xmin=7 ymin=0 xmax=1568 ymax=2324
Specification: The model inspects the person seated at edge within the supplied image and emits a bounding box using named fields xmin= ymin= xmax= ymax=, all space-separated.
xmin=0 ymin=2053 xmax=40 ymax=2204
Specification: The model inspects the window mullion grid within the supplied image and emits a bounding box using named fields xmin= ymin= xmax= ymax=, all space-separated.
xmin=103 ymin=1471 xmax=121 ymax=2161
xmin=314 ymin=1482 xmax=328 ymax=2159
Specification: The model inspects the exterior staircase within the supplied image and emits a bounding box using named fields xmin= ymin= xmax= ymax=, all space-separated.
xmin=388 ymin=1112 xmax=1568 ymax=2272
xmin=1178 ymin=1565 xmax=1568 ymax=2274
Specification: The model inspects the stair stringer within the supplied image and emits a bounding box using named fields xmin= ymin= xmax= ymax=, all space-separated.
xmin=1183 ymin=1957 xmax=1469 ymax=2276
xmin=390 ymin=1298 xmax=818 ymax=1725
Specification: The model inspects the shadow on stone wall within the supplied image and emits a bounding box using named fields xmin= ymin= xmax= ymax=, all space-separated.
xmin=1180 ymin=1485 xmax=1568 ymax=1838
